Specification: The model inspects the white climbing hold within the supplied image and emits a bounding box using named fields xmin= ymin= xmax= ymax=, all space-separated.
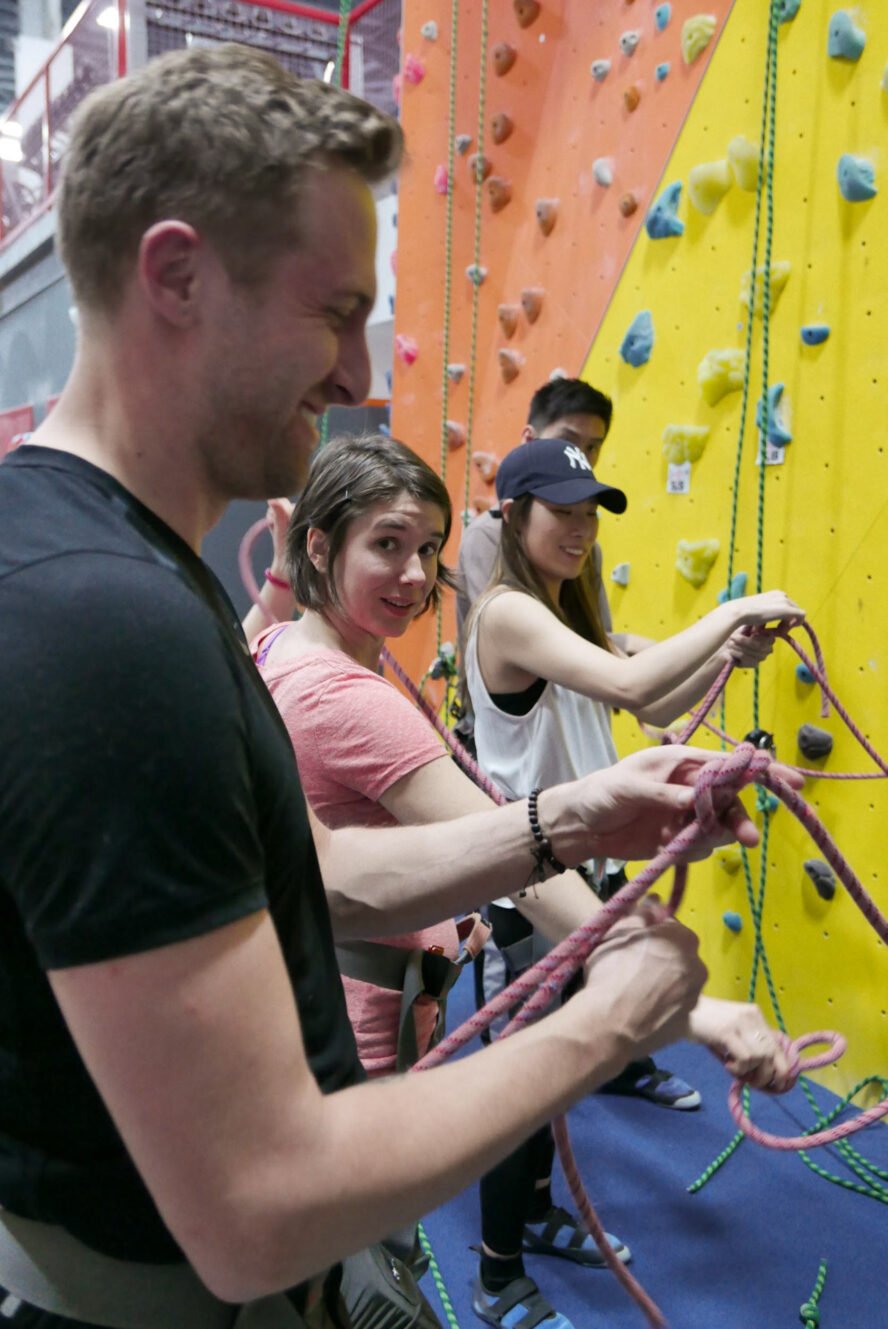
xmin=620 ymin=30 xmax=641 ymax=56
xmin=590 ymin=59 xmax=611 ymax=82
xmin=611 ymin=562 xmax=630 ymax=587
xmin=420 ymin=20 xmax=438 ymax=40
xmin=593 ymin=157 xmax=614 ymax=187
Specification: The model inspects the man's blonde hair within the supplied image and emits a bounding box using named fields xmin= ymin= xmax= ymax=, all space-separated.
xmin=59 ymin=44 xmax=403 ymax=311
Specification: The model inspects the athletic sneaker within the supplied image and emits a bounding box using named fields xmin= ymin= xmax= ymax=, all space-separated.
xmin=599 ymin=1058 xmax=702 ymax=1110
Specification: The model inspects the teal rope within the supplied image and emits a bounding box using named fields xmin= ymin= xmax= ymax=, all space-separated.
xmin=418 ymin=1223 xmax=461 ymax=1329
xmin=461 ymin=0 xmax=490 ymax=526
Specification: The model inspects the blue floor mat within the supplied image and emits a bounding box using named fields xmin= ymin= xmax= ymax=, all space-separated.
xmin=420 ymin=973 xmax=888 ymax=1329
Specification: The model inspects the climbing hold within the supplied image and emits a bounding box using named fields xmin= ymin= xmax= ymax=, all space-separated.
xmin=429 ymin=641 xmax=457 ymax=681
xmin=801 ymin=324 xmax=830 ymax=346
xmin=698 ymin=348 xmax=745 ymax=406
xmin=798 ymin=724 xmax=833 ymax=760
xmin=727 ymin=135 xmax=760 ymax=191
xmin=624 ymin=84 xmax=641 ymax=112
xmin=756 ymin=789 xmax=779 ymax=816
xmin=466 ymin=264 xmax=488 ymax=286
xmin=756 ymin=383 xmax=792 ymax=447
xmin=837 ymin=153 xmax=877 ymax=203
xmin=776 ymin=0 xmax=802 ymax=21
xmin=513 ymin=0 xmax=540 ymax=28
xmin=455 ymin=134 xmax=472 ymax=155
xmin=487 ymin=176 xmax=513 ymax=213
xmin=468 ymin=153 xmax=493 ymax=184
xmin=716 ymin=845 xmax=743 ymax=874
xmin=740 ymin=260 xmax=791 ymax=317
xmin=828 ymin=10 xmax=866 ymax=62
xmin=433 ymin=164 xmax=449 ymax=195
xmin=535 ymin=198 xmax=559 ymax=236
xmin=620 ymin=310 xmax=654 ymax=367
xmin=402 ymin=54 xmax=425 ymax=85
xmin=498 ymin=349 xmax=524 ymax=384
xmin=548 ymin=367 xmax=568 ymax=381
xmin=394 ymin=334 xmax=418 ymax=366
xmin=722 ymin=911 xmax=743 ymax=934
xmin=676 ymin=538 xmax=719 ymax=588
xmin=688 ymin=159 xmax=733 ymax=214
xmin=655 ymin=62 xmax=670 ymax=81
xmin=655 ymin=4 xmax=672 ymax=32
xmin=446 ymin=421 xmax=466 ymax=451
xmin=491 ymin=112 xmax=514 ymax=145
xmin=619 ymin=191 xmax=640 ymax=217
xmin=520 ymin=288 xmax=544 ymax=324
xmin=620 ymin=30 xmax=641 ymax=56
xmin=492 ymin=42 xmax=517 ymax=77
xmin=796 ymin=662 xmax=815 ymax=684
xmin=590 ymin=59 xmax=611 ymax=82
xmin=593 ymin=157 xmax=614 ymax=187
xmin=662 ymin=424 xmax=709 ymax=465
xmin=473 ymin=451 xmax=499 ymax=484
xmin=681 ymin=14 xmax=717 ymax=64
xmin=803 ymin=859 xmax=837 ymax=901
xmin=420 ymin=19 xmax=438 ymax=40
xmin=646 ymin=181 xmax=684 ymax=239
xmin=717 ymin=571 xmax=748 ymax=604
xmin=611 ymin=562 xmax=630 ymax=587
xmin=446 ymin=363 xmax=466 ymax=384
xmin=498 ymin=304 xmax=520 ymax=338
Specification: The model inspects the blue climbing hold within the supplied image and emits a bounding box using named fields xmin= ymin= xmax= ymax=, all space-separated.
xmin=796 ymin=662 xmax=815 ymax=684
xmin=756 ymin=383 xmax=792 ymax=446
xmin=723 ymin=911 xmax=743 ymax=934
xmin=837 ymin=154 xmax=877 ymax=203
xmin=655 ymin=3 xmax=672 ymax=31
xmin=717 ymin=571 xmax=748 ymax=604
xmin=801 ymin=324 xmax=830 ymax=346
xmin=655 ymin=62 xmax=671 ymax=81
xmin=646 ymin=181 xmax=684 ymax=239
xmin=620 ymin=311 xmax=654 ymax=367
xmin=828 ymin=11 xmax=866 ymax=62
xmin=777 ymin=0 xmax=802 ymax=20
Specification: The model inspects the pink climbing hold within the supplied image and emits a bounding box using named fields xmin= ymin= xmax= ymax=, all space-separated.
xmin=402 ymin=54 xmax=426 ymax=85
xmin=394 ymin=334 xmax=418 ymax=366
xmin=433 ymin=164 xmax=449 ymax=195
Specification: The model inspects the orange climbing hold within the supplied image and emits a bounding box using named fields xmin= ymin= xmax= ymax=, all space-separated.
xmin=535 ymin=198 xmax=558 ymax=236
xmin=513 ymin=0 xmax=540 ymax=29
xmin=487 ymin=177 xmax=513 ymax=213
xmin=521 ymin=288 xmax=544 ymax=323
xmin=492 ymin=43 xmax=517 ymax=77
xmin=498 ymin=304 xmax=520 ymax=338
xmin=498 ymin=348 xmax=524 ymax=383
xmin=491 ymin=112 xmax=514 ymax=145
xmin=618 ymin=191 xmax=639 ymax=216
xmin=468 ymin=152 xmax=493 ymax=184
xmin=624 ymin=84 xmax=641 ymax=112
xmin=473 ymin=451 xmax=499 ymax=484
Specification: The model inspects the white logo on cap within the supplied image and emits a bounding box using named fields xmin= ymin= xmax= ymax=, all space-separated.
xmin=563 ymin=445 xmax=593 ymax=472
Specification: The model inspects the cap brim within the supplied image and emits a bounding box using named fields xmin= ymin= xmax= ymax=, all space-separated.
xmin=531 ymin=479 xmax=628 ymax=514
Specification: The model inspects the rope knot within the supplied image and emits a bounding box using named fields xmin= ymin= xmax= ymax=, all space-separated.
xmin=693 ymin=743 xmax=772 ymax=834
xmin=799 ymin=1303 xmax=820 ymax=1326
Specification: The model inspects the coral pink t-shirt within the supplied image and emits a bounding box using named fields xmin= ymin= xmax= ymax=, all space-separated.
xmin=254 ymin=633 xmax=459 ymax=1075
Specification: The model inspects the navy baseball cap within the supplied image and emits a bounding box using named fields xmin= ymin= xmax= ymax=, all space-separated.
xmin=495 ymin=436 xmax=628 ymax=512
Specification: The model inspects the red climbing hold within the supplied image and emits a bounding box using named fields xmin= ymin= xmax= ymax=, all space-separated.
xmin=395 ymin=334 xmax=418 ymax=366
xmin=498 ymin=304 xmax=520 ymax=338
xmin=513 ymin=0 xmax=540 ymax=29
xmin=487 ymin=177 xmax=513 ymax=213
xmin=535 ymin=198 xmax=558 ymax=236
xmin=491 ymin=112 xmax=514 ymax=145
xmin=521 ymin=288 xmax=544 ymax=323
xmin=492 ymin=42 xmax=517 ymax=77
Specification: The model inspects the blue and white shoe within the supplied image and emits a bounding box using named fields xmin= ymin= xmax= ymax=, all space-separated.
xmin=472 ymin=1275 xmax=574 ymax=1329
xmin=523 ymin=1205 xmax=631 ymax=1267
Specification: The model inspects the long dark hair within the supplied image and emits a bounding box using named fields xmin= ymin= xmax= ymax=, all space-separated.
xmin=286 ymin=433 xmax=457 ymax=616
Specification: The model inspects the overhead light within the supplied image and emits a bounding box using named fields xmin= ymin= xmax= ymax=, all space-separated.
xmin=0 ymin=120 xmax=22 ymax=139
xmin=0 ymin=139 xmax=23 ymax=163
xmin=97 ymin=7 xmax=119 ymax=29
xmin=322 ymin=60 xmax=335 ymax=83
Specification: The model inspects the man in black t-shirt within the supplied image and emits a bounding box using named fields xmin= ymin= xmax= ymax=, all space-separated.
xmin=0 ymin=43 xmax=791 ymax=1329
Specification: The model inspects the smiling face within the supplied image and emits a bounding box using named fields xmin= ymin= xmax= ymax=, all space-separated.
xmin=196 ymin=165 xmax=378 ymax=501
xmin=310 ymin=492 xmax=448 ymax=660
xmin=511 ymin=495 xmax=600 ymax=597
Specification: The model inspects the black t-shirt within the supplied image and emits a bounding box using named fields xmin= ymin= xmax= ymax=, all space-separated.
xmin=0 ymin=446 xmax=362 ymax=1262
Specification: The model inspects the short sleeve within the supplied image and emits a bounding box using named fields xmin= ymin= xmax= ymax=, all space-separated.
xmin=0 ymin=553 xmax=268 ymax=968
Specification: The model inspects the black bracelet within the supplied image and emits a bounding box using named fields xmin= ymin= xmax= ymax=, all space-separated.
xmin=527 ymin=786 xmax=567 ymax=878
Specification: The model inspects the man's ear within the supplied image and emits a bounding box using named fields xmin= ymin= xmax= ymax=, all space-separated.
xmin=306 ymin=527 xmax=329 ymax=573
xmin=499 ymin=498 xmax=514 ymax=525
xmin=520 ymin=425 xmax=535 ymax=443
xmin=137 ymin=222 xmax=204 ymax=328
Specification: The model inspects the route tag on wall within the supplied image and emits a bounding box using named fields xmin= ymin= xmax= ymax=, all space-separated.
xmin=667 ymin=461 xmax=691 ymax=494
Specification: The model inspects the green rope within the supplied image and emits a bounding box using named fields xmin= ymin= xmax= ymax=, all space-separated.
xmin=461 ymin=0 xmax=490 ymax=527
xmin=317 ymin=0 xmax=353 ymax=450
xmin=418 ymin=1223 xmax=461 ymax=1329
xmin=799 ymin=1259 xmax=827 ymax=1328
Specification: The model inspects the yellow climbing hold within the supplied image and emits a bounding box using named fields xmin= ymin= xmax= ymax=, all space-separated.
xmin=727 ymin=135 xmax=760 ymax=191
xmin=716 ymin=845 xmax=743 ymax=875
xmin=739 ymin=260 xmax=791 ymax=318
xmin=676 ymin=538 xmax=720 ymax=587
xmin=697 ymin=348 xmax=746 ymax=406
xmin=681 ymin=14 xmax=716 ymax=64
xmin=662 ymin=424 xmax=710 ymax=464
xmin=688 ymin=160 xmax=733 ymax=214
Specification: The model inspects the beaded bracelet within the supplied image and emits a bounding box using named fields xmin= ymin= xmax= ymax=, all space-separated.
xmin=527 ymin=786 xmax=567 ymax=879
xmin=264 ymin=568 xmax=290 ymax=590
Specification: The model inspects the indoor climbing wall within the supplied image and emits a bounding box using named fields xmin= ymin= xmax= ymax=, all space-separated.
xmin=391 ymin=0 xmax=887 ymax=1093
